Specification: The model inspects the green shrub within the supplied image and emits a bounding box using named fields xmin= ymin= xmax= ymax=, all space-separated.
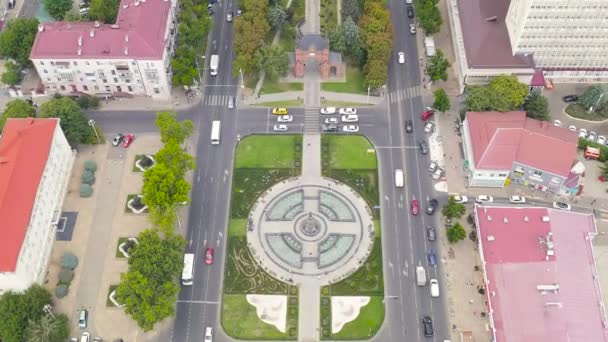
xmin=60 ymin=252 xmax=79 ymax=270
xmin=55 ymin=284 xmax=69 ymax=298
xmin=84 ymin=160 xmax=97 ymax=172
xmin=76 ymin=95 xmax=100 ymax=109
xmin=79 ymin=183 xmax=93 ymax=197
xmin=81 ymin=170 xmax=95 ymax=185
xmin=58 ymin=269 xmax=74 ymax=284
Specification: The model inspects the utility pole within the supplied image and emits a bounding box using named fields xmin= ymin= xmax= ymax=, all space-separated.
xmin=88 ymin=119 xmax=100 ymax=144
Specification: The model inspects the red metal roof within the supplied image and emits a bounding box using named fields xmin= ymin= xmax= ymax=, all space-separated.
xmin=475 ymin=206 xmax=608 ymax=342
xmin=30 ymin=0 xmax=171 ymax=60
xmin=0 ymin=118 xmax=58 ymax=272
xmin=466 ymin=111 xmax=578 ymax=176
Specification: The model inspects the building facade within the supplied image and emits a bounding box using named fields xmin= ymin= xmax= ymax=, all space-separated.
xmin=30 ymin=0 xmax=177 ymax=100
xmin=0 ymin=119 xmax=74 ymax=293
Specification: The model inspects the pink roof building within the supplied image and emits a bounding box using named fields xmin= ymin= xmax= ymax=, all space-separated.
xmin=474 ymin=206 xmax=608 ymax=342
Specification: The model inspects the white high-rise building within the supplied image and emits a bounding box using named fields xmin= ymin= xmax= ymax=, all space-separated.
xmin=505 ymin=0 xmax=608 ymax=82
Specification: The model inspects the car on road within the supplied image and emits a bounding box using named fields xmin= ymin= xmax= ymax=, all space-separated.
xmin=277 ymin=115 xmax=293 ymax=123
xmin=553 ymin=119 xmax=562 ymax=127
xmin=454 ymin=195 xmax=468 ymax=203
xmin=475 ymin=195 xmax=493 ymax=203
xmin=568 ymin=125 xmax=577 ymax=132
xmin=398 ymin=52 xmax=405 ymax=64
xmin=426 ymin=199 xmax=438 ymax=215
xmin=428 ymin=161 xmax=438 ymax=172
xmin=405 ymin=119 xmax=413 ymax=133
xmin=421 ymin=316 xmax=434 ymax=337
xmin=395 ymin=169 xmax=404 ymax=188
xmin=273 ymin=124 xmax=288 ymax=132
xmin=409 ymin=23 xmax=416 ymax=34
xmin=431 ymin=167 xmax=445 ymax=180
xmin=272 ymin=107 xmax=288 ymax=115
xmin=339 ymin=107 xmax=357 ymax=115
xmin=426 ymin=226 xmax=436 ymax=241
xmin=421 ymin=109 xmax=434 ymax=121
xmin=322 ymin=124 xmax=338 ymax=132
xmin=236 ymin=9 xmax=242 ymax=16
xmin=205 ymin=247 xmax=214 ymax=265
xmin=407 ymin=6 xmax=414 ymax=18
xmin=411 ymin=197 xmax=419 ymax=215
xmin=406 ymin=0 xmax=412 ymax=4
xmin=112 ymin=133 xmax=124 ymax=146
xmin=509 ymin=195 xmax=526 ymax=204
xmin=588 ymin=131 xmax=597 ymax=142
xmin=553 ymin=201 xmax=571 ymax=211
xmin=324 ymin=117 xmax=338 ymax=124
xmin=341 ymin=114 xmax=359 ymax=123
xmin=598 ymin=135 xmax=607 ymax=145
xmin=226 ymin=10 xmax=233 ymax=22
xmin=320 ymin=107 xmax=337 ymax=114
xmin=93 ymin=338 xmax=102 ymax=342
xmin=562 ymin=95 xmax=578 ymax=103
xmin=418 ymin=140 xmax=429 ymax=155
xmin=424 ymin=121 xmax=435 ymax=133
xmin=204 ymin=327 xmax=213 ymax=342
xmin=79 ymin=309 xmax=88 ymax=329
xmin=430 ymin=279 xmax=440 ymax=297
xmin=427 ymin=248 xmax=437 ymax=267
xmin=122 ymin=134 xmax=134 ymax=147
xmin=342 ymin=125 xmax=359 ymax=133
xmin=80 ymin=332 xmax=90 ymax=342
xmin=228 ymin=96 xmax=235 ymax=109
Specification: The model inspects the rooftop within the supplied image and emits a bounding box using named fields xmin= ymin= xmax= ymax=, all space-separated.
xmin=30 ymin=0 xmax=172 ymax=60
xmin=475 ymin=206 xmax=608 ymax=342
xmin=466 ymin=111 xmax=578 ymax=176
xmin=0 ymin=118 xmax=58 ymax=272
xmin=297 ymin=34 xmax=328 ymax=51
xmin=456 ymin=0 xmax=534 ymax=69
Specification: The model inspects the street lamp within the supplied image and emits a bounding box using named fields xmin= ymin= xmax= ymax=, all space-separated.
xmin=589 ymin=93 xmax=605 ymax=113
xmin=88 ymin=119 xmax=100 ymax=144
xmin=240 ymin=68 xmax=245 ymax=100
xmin=43 ymin=304 xmax=55 ymax=319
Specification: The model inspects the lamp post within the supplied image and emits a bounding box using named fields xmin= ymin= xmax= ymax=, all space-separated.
xmin=43 ymin=304 xmax=55 ymax=319
xmin=88 ymin=119 xmax=100 ymax=144
xmin=366 ymin=85 xmax=370 ymax=104
xmin=240 ymin=68 xmax=245 ymax=100
xmin=589 ymin=93 xmax=605 ymax=113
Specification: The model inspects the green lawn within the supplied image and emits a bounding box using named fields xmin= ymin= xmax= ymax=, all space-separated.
xmin=228 ymin=219 xmax=248 ymax=237
xmin=321 ymin=66 xmax=367 ymax=94
xmin=323 ymin=135 xmax=377 ymax=169
xmin=261 ymin=78 xmax=303 ymax=94
xmin=331 ymin=296 xmax=385 ymax=339
xmin=222 ymin=294 xmax=296 ymax=340
xmin=325 ymin=238 xmax=384 ymax=295
xmin=565 ymin=103 xmax=608 ymax=121
xmin=235 ymin=135 xmax=302 ymax=169
xmin=254 ymin=99 xmax=304 ymax=107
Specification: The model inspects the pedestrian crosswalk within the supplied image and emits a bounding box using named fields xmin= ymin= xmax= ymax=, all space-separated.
xmin=202 ymin=95 xmax=232 ymax=107
xmin=388 ymin=86 xmax=421 ymax=103
xmin=303 ymin=107 xmax=320 ymax=134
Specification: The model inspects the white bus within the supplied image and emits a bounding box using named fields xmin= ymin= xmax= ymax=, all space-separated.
xmin=211 ymin=121 xmax=221 ymax=145
xmin=182 ymin=253 xmax=194 ymax=286
xmin=209 ymin=54 xmax=219 ymax=76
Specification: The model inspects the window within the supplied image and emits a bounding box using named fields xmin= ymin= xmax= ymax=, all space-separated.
xmin=533 ymin=170 xmax=543 ymax=177
xmin=83 ymin=85 xmax=88 ymax=91
xmin=73 ymin=61 xmax=78 ymax=66
xmin=127 ymin=86 xmax=133 ymax=92
xmin=154 ymin=87 xmax=160 ymax=94
xmin=498 ymin=173 xmax=508 ymax=177
xmin=105 ymin=85 xmax=111 ymax=92
xmin=47 ymin=78 xmax=51 ymax=81
xmin=113 ymin=78 xmax=118 ymax=83
xmin=111 ymin=70 xmax=116 ymax=75
xmin=125 ymin=79 xmax=131 ymax=83
xmin=102 ymin=79 xmax=107 ymax=83
xmin=40 ymin=61 xmax=45 ymax=65
xmin=85 ymin=61 xmax=90 ymax=65
xmin=43 ymin=69 xmax=48 ymax=74
xmin=94 ymin=85 xmax=99 ymax=90
xmin=60 ymin=85 xmax=66 ymax=90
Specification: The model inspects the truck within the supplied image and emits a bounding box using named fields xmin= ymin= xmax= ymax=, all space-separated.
xmin=584 ymin=146 xmax=600 ymax=160
xmin=424 ymin=37 xmax=436 ymax=57
xmin=209 ymin=54 xmax=219 ymax=76
xmin=416 ymin=265 xmax=427 ymax=286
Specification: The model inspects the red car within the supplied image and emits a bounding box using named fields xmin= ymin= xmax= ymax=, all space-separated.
xmin=122 ymin=134 xmax=134 ymax=147
xmin=421 ymin=110 xmax=434 ymax=121
xmin=411 ymin=197 xmax=419 ymax=215
xmin=205 ymin=247 xmax=214 ymax=265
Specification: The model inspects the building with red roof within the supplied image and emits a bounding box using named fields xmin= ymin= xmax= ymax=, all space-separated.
xmin=0 ymin=118 xmax=74 ymax=293
xmin=29 ymin=0 xmax=177 ymax=100
xmin=474 ymin=205 xmax=608 ymax=342
xmin=462 ymin=111 xmax=578 ymax=194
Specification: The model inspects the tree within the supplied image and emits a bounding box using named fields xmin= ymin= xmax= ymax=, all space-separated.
xmin=39 ymin=97 xmax=91 ymax=145
xmin=255 ymin=45 xmax=289 ymax=81
xmin=142 ymin=164 xmax=191 ymax=213
xmin=43 ymin=0 xmax=73 ymax=20
xmin=432 ymin=88 xmax=450 ymax=112
xmin=486 ymin=75 xmax=529 ymax=112
xmin=63 ymin=10 xmax=82 ymax=21
xmin=601 ymin=161 xmax=608 ymax=178
xmin=1 ymin=61 xmax=21 ymax=86
xmin=578 ymin=85 xmax=606 ymax=111
xmin=328 ymin=26 xmax=347 ymax=53
xmin=128 ymin=230 xmax=186 ymax=280
xmin=76 ymin=96 xmax=100 ymax=110
xmin=155 ymin=140 xmax=195 ymax=177
xmin=0 ymin=285 xmax=52 ymax=342
xmin=341 ymin=0 xmax=360 ymax=22
xmin=342 ymin=17 xmax=359 ymax=47
xmin=364 ymin=59 xmax=389 ymax=89
xmin=465 ymin=85 xmax=491 ymax=111
xmin=523 ymin=91 xmax=549 ymax=120
xmin=81 ymin=170 xmax=96 ymax=185
xmin=426 ymin=49 xmax=450 ymax=82
xmin=88 ymin=0 xmax=119 ymax=23
xmin=447 ymin=223 xmax=467 ymax=243
xmin=25 ymin=313 xmax=68 ymax=342
xmin=441 ymin=196 xmax=466 ymax=220
xmin=267 ymin=6 xmax=287 ymax=30
xmin=0 ymin=99 xmax=36 ymax=132
xmin=0 ymin=17 xmax=40 ymax=66
xmin=171 ymin=46 xmax=198 ymax=87
xmin=84 ymin=160 xmax=98 ymax=172
xmin=155 ymin=111 xmax=194 ymax=144
xmin=415 ymin=0 xmax=442 ymax=35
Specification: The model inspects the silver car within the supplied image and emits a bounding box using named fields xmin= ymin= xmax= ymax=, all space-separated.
xmin=273 ymin=124 xmax=288 ymax=131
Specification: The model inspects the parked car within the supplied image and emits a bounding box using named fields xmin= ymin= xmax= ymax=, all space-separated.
xmin=553 ymin=119 xmax=562 ymax=127
xmin=426 ymin=199 xmax=439 ymax=215
xmin=475 ymin=195 xmax=494 ymax=203
xmin=341 ymin=114 xmax=359 ymax=123
xmin=273 ymin=124 xmax=288 ymax=132
xmin=407 ymin=6 xmax=414 ymax=18
xmin=427 ymin=248 xmax=437 ymax=267
xmin=204 ymin=327 xmax=213 ymax=342
xmin=122 ymin=134 xmax=134 ymax=147
xmin=342 ymin=125 xmax=359 ymax=133
xmin=112 ymin=133 xmax=124 ymax=146
xmin=588 ymin=131 xmax=597 ymax=142
xmin=421 ymin=109 xmax=434 ymax=121
xmin=553 ymin=201 xmax=571 ymax=211
xmin=598 ymin=135 xmax=607 ymax=145
xmin=562 ymin=95 xmax=578 ymax=103
xmin=205 ymin=247 xmax=214 ymax=265
xmin=568 ymin=125 xmax=577 ymax=132
xmin=509 ymin=195 xmax=526 ymax=204
xmin=324 ymin=117 xmax=338 ymax=124
xmin=426 ymin=226 xmax=436 ymax=241
xmin=398 ymin=52 xmax=405 ymax=64
xmin=431 ymin=168 xmax=445 ymax=180
xmin=411 ymin=197 xmax=419 ymax=215
xmin=339 ymin=107 xmax=357 ymax=115
xmin=320 ymin=107 xmax=337 ymax=114
xmin=428 ymin=161 xmax=438 ymax=172
xmin=277 ymin=115 xmax=293 ymax=123
xmin=93 ymin=337 xmax=102 ymax=342
xmin=424 ymin=121 xmax=435 ymax=133
xmin=226 ymin=10 xmax=233 ymax=22
xmin=79 ymin=309 xmax=88 ymax=329
xmin=453 ymin=195 xmax=468 ymax=204
xmin=80 ymin=332 xmax=90 ymax=342
xmin=405 ymin=120 xmax=413 ymax=133
xmin=272 ymin=107 xmax=288 ymax=115
xmin=578 ymin=130 xmax=588 ymax=139
xmin=409 ymin=23 xmax=416 ymax=34
xmin=429 ymin=279 xmax=439 ymax=297
xmin=418 ymin=140 xmax=429 ymax=155
xmin=322 ymin=124 xmax=338 ymax=132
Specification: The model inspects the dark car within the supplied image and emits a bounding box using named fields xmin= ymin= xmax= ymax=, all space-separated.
xmin=426 ymin=226 xmax=436 ymax=241
xmin=422 ymin=316 xmax=434 ymax=337
xmin=418 ymin=140 xmax=429 ymax=155
xmin=407 ymin=6 xmax=414 ymax=18
xmin=322 ymin=124 xmax=338 ymax=132
xmin=562 ymin=95 xmax=578 ymax=103
xmin=426 ymin=199 xmax=438 ymax=215
xmin=427 ymin=248 xmax=437 ymax=267
xmin=405 ymin=120 xmax=413 ymax=133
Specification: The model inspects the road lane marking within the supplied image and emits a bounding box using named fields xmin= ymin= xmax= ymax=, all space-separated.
xmin=176 ymin=300 xmax=220 ymax=304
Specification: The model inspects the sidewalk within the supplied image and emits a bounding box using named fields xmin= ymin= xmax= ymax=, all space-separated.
xmin=241 ymin=90 xmax=383 ymax=106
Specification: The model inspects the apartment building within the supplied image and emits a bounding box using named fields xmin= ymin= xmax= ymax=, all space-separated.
xmin=0 ymin=118 xmax=74 ymax=293
xmin=29 ymin=0 xmax=177 ymax=100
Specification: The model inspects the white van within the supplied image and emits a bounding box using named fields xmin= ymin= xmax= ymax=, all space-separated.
xmin=430 ymin=279 xmax=440 ymax=297
xmin=80 ymin=332 xmax=90 ymax=342
xmin=394 ymin=169 xmax=404 ymax=188
xmin=416 ymin=266 xmax=426 ymax=286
